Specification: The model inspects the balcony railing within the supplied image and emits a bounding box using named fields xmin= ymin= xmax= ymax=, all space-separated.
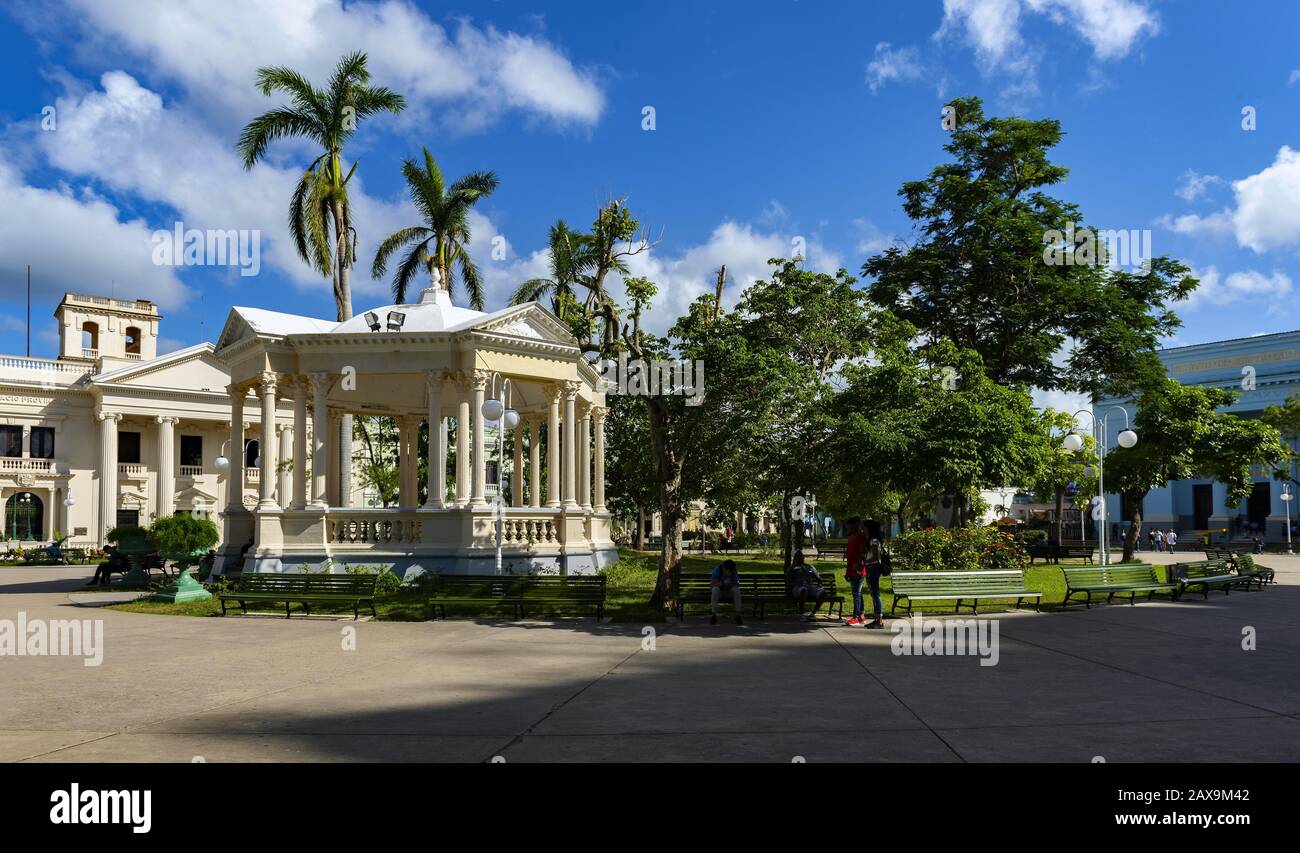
xmin=82 ymin=349 xmax=98 ymax=359
xmin=245 ymin=468 xmax=260 ymax=483
xmin=0 ymin=457 xmax=54 ymax=472
xmin=178 ymin=465 xmax=203 ymax=478
xmin=118 ymin=463 xmax=146 ymax=477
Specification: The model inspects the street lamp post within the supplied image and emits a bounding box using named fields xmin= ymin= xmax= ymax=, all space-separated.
xmin=1063 ymin=408 xmax=1137 ymax=567
xmin=1282 ymin=482 xmax=1294 ymax=555
xmin=481 ymin=373 xmax=519 ymax=573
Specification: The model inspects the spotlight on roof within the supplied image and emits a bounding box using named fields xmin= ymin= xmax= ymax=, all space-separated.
xmin=365 ymin=311 xmax=381 ymax=332
xmin=387 ymin=311 xmax=406 ymax=332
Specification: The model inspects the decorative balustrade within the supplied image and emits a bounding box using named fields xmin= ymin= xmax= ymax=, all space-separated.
xmin=0 ymin=355 xmax=93 ymax=376
xmin=178 ymin=465 xmax=203 ymax=478
xmin=245 ymin=468 xmax=260 ymax=483
xmin=328 ymin=515 xmax=423 ymax=545
xmin=500 ymin=516 xmax=559 ymax=546
xmin=0 ymin=457 xmax=54 ymax=472
xmin=118 ymin=463 xmax=147 ymax=477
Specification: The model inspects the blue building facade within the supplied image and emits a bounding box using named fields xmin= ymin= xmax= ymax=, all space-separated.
xmin=1096 ymin=329 xmax=1300 ymax=544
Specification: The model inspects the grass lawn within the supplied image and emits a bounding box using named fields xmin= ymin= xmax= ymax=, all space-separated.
xmin=104 ymin=550 xmax=1140 ymax=623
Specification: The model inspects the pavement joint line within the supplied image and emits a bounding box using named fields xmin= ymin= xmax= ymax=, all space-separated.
xmin=483 ymin=642 xmax=647 ymax=762
xmin=996 ymin=627 xmax=1291 ymax=718
xmin=820 ymin=626 xmax=967 ymax=763
xmin=14 ymin=732 xmax=120 ymax=763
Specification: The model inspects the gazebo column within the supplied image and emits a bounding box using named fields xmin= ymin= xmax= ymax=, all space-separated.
xmin=528 ymin=417 xmax=542 ymax=508
xmin=277 ymin=423 xmax=293 ymax=508
xmin=310 ymin=374 xmax=330 ymax=508
xmin=155 ymin=415 xmax=177 ymax=519
xmin=98 ymin=411 xmax=121 ymax=540
xmin=292 ymin=379 xmax=308 ymax=509
xmin=226 ymin=386 xmax=245 ymax=513
xmin=593 ymin=406 xmax=607 ymax=512
xmin=512 ymin=422 xmax=524 ymax=506
xmin=563 ymin=381 xmax=579 ymax=510
xmin=546 ymin=387 xmax=561 ymax=508
xmin=471 ymin=370 xmax=488 ymax=506
xmin=579 ymin=407 xmax=592 ymax=511
xmin=424 ymin=371 xmax=445 ymax=509
xmin=327 ymin=413 xmax=341 ymax=506
xmin=398 ymin=417 xmax=417 ymax=508
xmin=456 ymin=377 xmax=471 ymax=507
xmin=257 ymin=372 xmax=279 ymax=511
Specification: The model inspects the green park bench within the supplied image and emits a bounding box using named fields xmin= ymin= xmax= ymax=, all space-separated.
xmin=428 ymin=574 xmax=606 ymax=620
xmin=751 ymin=573 xmax=844 ymax=619
xmin=1060 ymin=563 xmax=1177 ymax=609
xmin=1027 ymin=543 xmax=1094 ymax=564
xmin=218 ymin=572 xmax=381 ymax=619
xmin=1170 ymin=559 xmax=1240 ymax=599
xmin=674 ymin=572 xmax=844 ymax=620
xmin=1223 ymin=552 xmax=1275 ymax=589
xmin=889 ymin=569 xmax=1042 ymax=616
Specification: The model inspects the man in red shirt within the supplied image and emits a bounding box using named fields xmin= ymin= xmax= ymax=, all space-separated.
xmin=843 ymin=517 xmax=868 ymax=626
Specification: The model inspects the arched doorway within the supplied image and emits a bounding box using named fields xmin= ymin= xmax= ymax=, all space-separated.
xmin=5 ymin=492 xmax=44 ymax=541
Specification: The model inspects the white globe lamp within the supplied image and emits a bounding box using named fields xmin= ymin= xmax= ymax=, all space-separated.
xmin=1117 ymin=429 xmax=1138 ymax=449
xmin=1062 ymin=432 xmax=1084 ymax=452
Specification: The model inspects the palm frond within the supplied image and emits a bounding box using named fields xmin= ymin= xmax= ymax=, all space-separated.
xmin=237 ymin=107 xmax=321 ymax=169
xmin=392 ymin=239 xmax=432 ymax=304
xmin=372 ymin=226 xmax=431 ymax=279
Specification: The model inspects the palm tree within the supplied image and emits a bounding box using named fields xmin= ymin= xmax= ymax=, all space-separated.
xmin=237 ymin=51 xmax=405 ymax=321
xmin=371 ymin=147 xmax=498 ymax=309
xmin=237 ymin=51 xmax=405 ymax=508
xmin=509 ymin=220 xmax=593 ymax=319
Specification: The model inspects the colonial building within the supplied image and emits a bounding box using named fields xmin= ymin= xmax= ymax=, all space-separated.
xmin=1097 ymin=328 xmax=1300 ymax=543
xmin=1 ymin=280 xmax=617 ymax=577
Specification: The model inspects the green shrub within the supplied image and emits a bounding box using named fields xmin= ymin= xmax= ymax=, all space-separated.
xmin=892 ymin=525 xmax=1027 ymax=571
xmin=148 ymin=515 xmax=220 ymax=558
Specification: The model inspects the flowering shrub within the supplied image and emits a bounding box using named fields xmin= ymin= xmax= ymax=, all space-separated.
xmin=892 ymin=525 xmax=1028 ymax=571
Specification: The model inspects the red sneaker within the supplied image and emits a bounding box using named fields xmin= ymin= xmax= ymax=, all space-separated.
xmin=844 ymin=617 xmax=863 ymax=626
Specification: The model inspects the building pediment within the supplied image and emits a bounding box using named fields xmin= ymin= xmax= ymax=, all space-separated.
xmin=93 ymin=344 xmax=230 ymax=394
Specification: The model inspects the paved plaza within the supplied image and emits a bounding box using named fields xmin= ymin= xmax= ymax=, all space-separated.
xmin=2 ymin=557 xmax=1298 ymax=763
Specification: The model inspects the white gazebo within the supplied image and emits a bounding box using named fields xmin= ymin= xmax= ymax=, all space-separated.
xmin=210 ymin=274 xmax=615 ymax=577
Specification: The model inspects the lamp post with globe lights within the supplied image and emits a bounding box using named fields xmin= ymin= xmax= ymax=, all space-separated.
xmin=1063 ymin=408 xmax=1137 ymax=566
xmin=1282 ymin=482 xmax=1294 ymax=555
xmin=481 ymin=373 xmax=519 ymax=571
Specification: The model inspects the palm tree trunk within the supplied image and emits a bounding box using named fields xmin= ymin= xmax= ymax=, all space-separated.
xmin=332 ymin=197 xmax=354 ymax=508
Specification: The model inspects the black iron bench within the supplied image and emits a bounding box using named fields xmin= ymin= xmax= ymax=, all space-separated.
xmin=889 ymin=569 xmax=1042 ymax=616
xmin=219 ymin=572 xmax=381 ymax=619
xmin=428 ymin=574 xmax=606 ymax=620
xmin=1061 ymin=564 xmax=1177 ymax=609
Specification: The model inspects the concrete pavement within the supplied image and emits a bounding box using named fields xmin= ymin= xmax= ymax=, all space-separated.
xmin=1 ymin=556 xmax=1298 ymax=762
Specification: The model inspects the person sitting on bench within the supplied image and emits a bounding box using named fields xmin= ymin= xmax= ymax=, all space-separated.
xmin=787 ymin=551 xmax=829 ymax=622
xmin=88 ymin=546 xmax=127 ymax=586
xmin=710 ymin=559 xmax=744 ymax=625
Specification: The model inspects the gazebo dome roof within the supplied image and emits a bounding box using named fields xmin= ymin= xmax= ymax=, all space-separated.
xmin=332 ymin=285 xmax=485 ymax=334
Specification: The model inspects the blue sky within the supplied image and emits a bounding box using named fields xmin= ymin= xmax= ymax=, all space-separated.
xmin=1 ymin=0 xmax=1297 ymax=406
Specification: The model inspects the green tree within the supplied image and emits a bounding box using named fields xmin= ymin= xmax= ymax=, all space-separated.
xmin=1105 ymin=378 xmax=1289 ymax=561
xmin=1027 ymin=409 xmax=1099 ymax=544
xmin=1262 ymin=392 xmax=1300 ymax=485
xmin=830 ymin=341 xmax=1062 ymax=530
xmin=863 ymin=96 xmax=1197 ymax=399
xmin=371 ymin=147 xmax=499 ymax=308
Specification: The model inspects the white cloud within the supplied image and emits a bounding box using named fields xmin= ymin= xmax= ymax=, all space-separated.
xmin=852 ymin=218 xmax=897 ymax=255
xmin=865 ymin=42 xmax=925 ymax=93
xmin=1032 ymin=387 xmax=1090 ymax=415
xmin=1174 ymin=169 xmax=1224 ymax=202
xmin=1180 ymin=266 xmax=1293 ymax=313
xmin=45 ymin=0 xmax=605 ymax=129
xmin=1160 ymin=147 xmax=1300 ymax=254
xmin=0 ymin=159 xmax=187 ymax=308
xmin=934 ymin=0 xmax=1158 ymax=96
xmin=1231 ymin=146 xmax=1300 ymax=253
xmin=1289 ymin=70 xmax=1300 ymax=86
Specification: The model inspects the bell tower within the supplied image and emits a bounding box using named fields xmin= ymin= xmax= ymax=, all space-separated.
xmin=55 ymin=292 xmax=160 ymax=364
